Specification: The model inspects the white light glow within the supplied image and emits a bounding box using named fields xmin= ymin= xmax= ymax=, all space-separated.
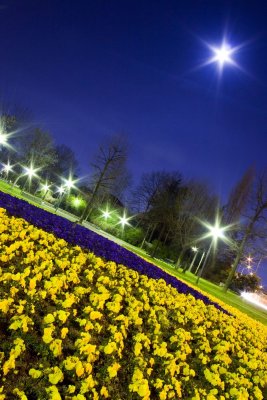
xmin=2 ymin=162 xmax=13 ymax=173
xmin=65 ymin=178 xmax=75 ymax=189
xmin=0 ymin=132 xmax=8 ymax=146
xmin=102 ymin=210 xmax=111 ymax=219
xmin=196 ymin=213 xmax=234 ymax=247
xmin=192 ymin=246 xmax=198 ymax=252
xmin=241 ymin=292 xmax=267 ymax=311
xmin=211 ymin=43 xmax=234 ymax=67
xmin=209 ymin=223 xmax=226 ymax=240
xmin=57 ymin=186 xmax=65 ymax=195
xmin=73 ymin=197 xmax=81 ymax=207
xmin=23 ymin=164 xmax=39 ymax=179
xmin=196 ymin=36 xmax=248 ymax=76
xmin=41 ymin=183 xmax=50 ymax=192
xmin=119 ymin=214 xmax=131 ymax=228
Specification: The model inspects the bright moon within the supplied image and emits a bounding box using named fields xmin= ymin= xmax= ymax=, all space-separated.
xmin=208 ymin=42 xmax=236 ymax=70
xmin=212 ymin=44 xmax=234 ymax=66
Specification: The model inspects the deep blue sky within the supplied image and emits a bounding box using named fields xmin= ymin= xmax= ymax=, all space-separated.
xmin=1 ymin=1 xmax=267 ymax=283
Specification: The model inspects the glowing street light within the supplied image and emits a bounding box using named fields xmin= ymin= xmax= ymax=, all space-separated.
xmin=247 ymin=256 xmax=253 ymax=264
xmin=40 ymin=182 xmax=51 ymax=201
xmin=0 ymin=131 xmax=8 ymax=147
xmin=102 ymin=210 xmax=111 ymax=220
xmin=41 ymin=183 xmax=50 ymax=192
xmin=20 ymin=163 xmax=40 ymax=191
xmin=118 ymin=212 xmax=131 ymax=228
xmin=23 ymin=165 xmax=39 ymax=179
xmin=186 ymin=246 xmax=199 ymax=273
xmin=196 ymin=217 xmax=230 ymax=284
xmin=101 ymin=206 xmax=113 ymax=221
xmin=1 ymin=161 xmax=13 ymax=178
xmin=64 ymin=177 xmax=75 ymax=190
xmin=72 ymin=197 xmax=81 ymax=208
xmin=55 ymin=186 xmax=66 ymax=212
xmin=57 ymin=186 xmax=65 ymax=195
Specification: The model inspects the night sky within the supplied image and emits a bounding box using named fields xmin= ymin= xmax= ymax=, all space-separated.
xmin=1 ymin=1 xmax=267 ymax=283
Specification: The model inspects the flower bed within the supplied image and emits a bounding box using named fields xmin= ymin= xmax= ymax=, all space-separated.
xmin=0 ymin=191 xmax=226 ymax=313
xmin=0 ymin=208 xmax=267 ymax=399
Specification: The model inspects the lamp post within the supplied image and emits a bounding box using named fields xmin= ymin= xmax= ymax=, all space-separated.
xmin=194 ymin=251 xmax=206 ymax=276
xmin=102 ymin=209 xmax=111 ymax=220
xmin=55 ymin=177 xmax=76 ymax=213
xmin=1 ymin=162 xmax=13 ymax=180
xmin=196 ymin=221 xmax=227 ymax=284
xmin=20 ymin=164 xmax=40 ymax=192
xmin=0 ymin=131 xmax=9 ymax=149
xmin=187 ymin=247 xmax=199 ymax=273
xmin=118 ymin=211 xmax=131 ymax=238
xmin=41 ymin=183 xmax=51 ymax=201
xmin=55 ymin=186 xmax=65 ymax=212
xmin=240 ymin=256 xmax=253 ymax=274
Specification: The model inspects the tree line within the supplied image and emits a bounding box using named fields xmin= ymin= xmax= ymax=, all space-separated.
xmin=0 ymin=111 xmax=266 ymax=292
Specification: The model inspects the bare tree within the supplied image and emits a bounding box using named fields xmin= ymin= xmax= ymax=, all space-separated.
xmin=203 ymin=168 xmax=255 ymax=281
xmin=131 ymin=171 xmax=183 ymax=250
xmin=224 ymin=166 xmax=255 ymax=225
xmin=46 ymin=144 xmax=79 ymax=184
xmin=131 ymin=171 xmax=179 ymax=213
xmin=16 ymin=128 xmax=57 ymax=172
xmin=224 ymin=170 xmax=267 ymax=291
xmin=78 ymin=134 xmax=129 ymax=223
xmin=174 ymin=181 xmax=218 ymax=267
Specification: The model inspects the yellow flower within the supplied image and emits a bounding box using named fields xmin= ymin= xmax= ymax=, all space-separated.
xmin=48 ymin=367 xmax=64 ymax=384
xmin=57 ymin=309 xmax=70 ymax=323
xmin=107 ymin=362 xmax=121 ymax=378
xmin=44 ymin=313 xmax=55 ymax=324
xmin=29 ymin=368 xmax=42 ymax=379
xmin=49 ymin=339 xmax=62 ymax=357
xmin=89 ymin=310 xmax=103 ymax=320
xmin=100 ymin=386 xmax=109 ymax=398
xmin=75 ymin=360 xmax=85 ymax=377
xmin=62 ymin=293 xmax=76 ymax=308
xmin=43 ymin=327 xmax=54 ymax=344
xmin=61 ymin=327 xmax=68 ymax=339
xmin=67 ymin=385 xmax=76 ymax=394
xmin=2 ymin=357 xmax=15 ymax=376
xmin=64 ymin=356 xmax=79 ymax=371
xmin=104 ymin=342 xmax=117 ymax=354
xmin=45 ymin=385 xmax=62 ymax=400
xmin=13 ymin=388 xmax=27 ymax=400
xmin=0 ymin=298 xmax=13 ymax=313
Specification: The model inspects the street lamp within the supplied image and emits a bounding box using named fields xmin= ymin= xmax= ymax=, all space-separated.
xmin=55 ymin=186 xmax=65 ymax=212
xmin=186 ymin=246 xmax=199 ymax=273
xmin=73 ymin=197 xmax=81 ymax=207
xmin=40 ymin=182 xmax=51 ymax=201
xmin=0 ymin=131 xmax=8 ymax=148
xmin=55 ymin=175 xmax=78 ymax=213
xmin=196 ymin=219 xmax=228 ymax=284
xmin=1 ymin=161 xmax=13 ymax=179
xmin=102 ymin=210 xmax=111 ymax=220
xmin=63 ymin=177 xmax=76 ymax=191
xmin=20 ymin=163 xmax=40 ymax=192
xmin=118 ymin=213 xmax=131 ymax=228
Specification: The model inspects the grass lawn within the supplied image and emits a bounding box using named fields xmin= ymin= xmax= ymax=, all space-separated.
xmin=1 ymin=178 xmax=266 ymax=326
